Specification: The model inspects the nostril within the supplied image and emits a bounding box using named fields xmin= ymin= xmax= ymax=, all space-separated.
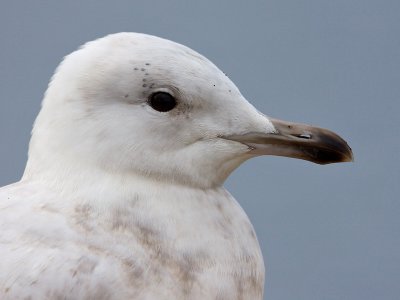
xmin=298 ymin=133 xmax=312 ymax=139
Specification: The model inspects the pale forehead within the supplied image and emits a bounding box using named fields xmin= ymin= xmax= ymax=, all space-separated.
xmin=116 ymin=33 xmax=211 ymax=64
xmin=89 ymin=33 xmax=225 ymax=80
xmin=74 ymin=33 xmax=240 ymax=101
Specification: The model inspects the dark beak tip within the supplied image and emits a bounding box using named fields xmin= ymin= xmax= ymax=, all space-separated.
xmin=299 ymin=136 xmax=354 ymax=165
xmin=347 ymin=151 xmax=355 ymax=163
xmin=341 ymin=141 xmax=354 ymax=163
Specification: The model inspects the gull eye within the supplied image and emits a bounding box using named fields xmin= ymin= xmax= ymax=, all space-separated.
xmin=149 ymin=92 xmax=177 ymax=112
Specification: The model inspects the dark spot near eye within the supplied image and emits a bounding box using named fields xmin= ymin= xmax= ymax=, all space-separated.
xmin=145 ymin=73 xmax=149 ymax=75
xmin=141 ymin=68 xmax=145 ymax=71
xmin=288 ymin=125 xmax=292 ymax=129
xmin=142 ymin=78 xmax=147 ymax=82
xmin=149 ymin=83 xmax=155 ymax=88
xmin=145 ymin=63 xmax=150 ymax=66
xmin=124 ymin=94 xmax=129 ymax=98
xmin=213 ymin=84 xmax=216 ymax=87
xmin=134 ymin=67 xmax=138 ymax=70
xmin=142 ymin=84 xmax=147 ymax=87
xmin=229 ymin=90 xmax=231 ymax=92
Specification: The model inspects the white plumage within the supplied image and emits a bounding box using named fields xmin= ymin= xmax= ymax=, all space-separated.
xmin=0 ymin=32 xmax=352 ymax=299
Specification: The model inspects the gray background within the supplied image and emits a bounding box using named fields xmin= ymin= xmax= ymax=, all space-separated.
xmin=0 ymin=1 xmax=399 ymax=299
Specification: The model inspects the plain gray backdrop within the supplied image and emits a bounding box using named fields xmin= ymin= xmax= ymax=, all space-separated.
xmin=1 ymin=1 xmax=399 ymax=299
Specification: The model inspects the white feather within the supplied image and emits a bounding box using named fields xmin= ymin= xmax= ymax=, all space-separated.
xmin=0 ymin=33 xmax=274 ymax=299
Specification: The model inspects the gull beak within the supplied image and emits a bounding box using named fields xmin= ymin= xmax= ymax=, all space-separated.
xmin=225 ymin=118 xmax=353 ymax=165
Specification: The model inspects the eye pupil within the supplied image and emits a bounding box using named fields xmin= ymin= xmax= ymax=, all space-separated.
xmin=149 ymin=92 xmax=177 ymax=112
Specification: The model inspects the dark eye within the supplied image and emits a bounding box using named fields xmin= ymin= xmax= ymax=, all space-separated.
xmin=149 ymin=92 xmax=177 ymax=112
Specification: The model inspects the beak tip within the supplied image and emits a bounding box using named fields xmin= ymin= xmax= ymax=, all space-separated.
xmin=347 ymin=151 xmax=355 ymax=163
xmin=342 ymin=143 xmax=354 ymax=163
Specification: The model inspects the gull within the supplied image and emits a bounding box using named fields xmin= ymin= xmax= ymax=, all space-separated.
xmin=0 ymin=32 xmax=353 ymax=300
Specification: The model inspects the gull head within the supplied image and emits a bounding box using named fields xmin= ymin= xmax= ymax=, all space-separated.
xmin=24 ymin=33 xmax=352 ymax=189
